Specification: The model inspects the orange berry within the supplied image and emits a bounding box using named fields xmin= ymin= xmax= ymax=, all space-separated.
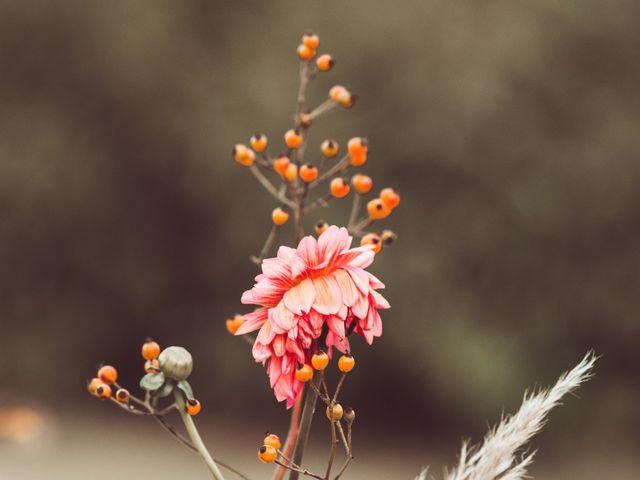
xmin=263 ymin=433 xmax=282 ymax=450
xmin=315 ymin=220 xmax=329 ymax=236
xmin=145 ymin=359 xmax=160 ymax=373
xmin=96 ymin=383 xmax=112 ymax=400
xmin=272 ymin=207 xmax=289 ymax=226
xmin=330 ymin=177 xmax=350 ymax=198
xmin=380 ymin=230 xmax=397 ymax=245
xmin=297 ymin=44 xmax=316 ymax=61
xmin=300 ymin=112 xmax=312 ymax=127
xmin=299 ymin=164 xmax=318 ymax=183
xmin=284 ymin=129 xmax=303 ymax=149
xmin=273 ymin=155 xmax=290 ymax=176
xmin=380 ymin=188 xmax=401 ymax=209
xmin=302 ymin=32 xmax=320 ymax=50
xmin=316 ymin=54 xmax=334 ymax=72
xmin=321 ymin=139 xmax=339 ymax=158
xmin=329 ymin=85 xmax=349 ymax=103
xmin=338 ymin=354 xmax=355 ymax=373
xmin=226 ymin=314 xmax=245 ymax=334
xmin=351 ymin=174 xmax=373 ymax=194
xmin=186 ymin=399 xmax=201 ymax=416
xmin=233 ymin=144 xmax=255 ymax=166
xmin=347 ymin=137 xmax=368 ymax=157
xmin=326 ymin=403 xmax=344 ymax=421
xmin=87 ymin=377 xmax=104 ymax=396
xmin=284 ymin=163 xmax=298 ymax=183
xmin=115 ymin=388 xmax=130 ymax=404
xmin=142 ymin=340 xmax=161 ymax=360
xmin=311 ymin=350 xmax=329 ymax=370
xmin=250 ymin=133 xmax=268 ymax=153
xmin=360 ymin=233 xmax=382 ymax=254
xmin=349 ymin=152 xmax=367 ymax=167
xmin=367 ymin=198 xmax=391 ymax=220
xmin=339 ymin=91 xmax=357 ymax=109
xmin=98 ymin=365 xmax=118 ymax=385
xmin=258 ymin=445 xmax=277 ymax=463
xmin=295 ymin=364 xmax=314 ymax=382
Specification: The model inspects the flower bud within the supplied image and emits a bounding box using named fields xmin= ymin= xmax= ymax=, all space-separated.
xmin=344 ymin=406 xmax=356 ymax=423
xmin=159 ymin=346 xmax=193 ymax=381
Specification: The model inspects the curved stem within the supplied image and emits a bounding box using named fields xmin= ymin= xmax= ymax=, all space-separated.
xmin=289 ymin=376 xmax=322 ymax=480
xmin=174 ymin=390 xmax=226 ymax=480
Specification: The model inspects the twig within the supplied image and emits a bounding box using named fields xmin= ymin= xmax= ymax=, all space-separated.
xmin=310 ymin=155 xmax=350 ymax=189
xmin=274 ymin=460 xmax=324 ymax=480
xmin=347 ymin=195 xmax=361 ymax=229
xmin=324 ymin=418 xmax=338 ymax=480
xmin=308 ymin=100 xmax=337 ymax=121
xmin=249 ymin=165 xmax=294 ymax=208
xmin=289 ymin=375 xmax=322 ymax=480
xmin=273 ymin=393 xmax=304 ymax=480
xmin=332 ymin=373 xmax=347 ymax=404
xmin=251 ymin=225 xmax=279 ymax=265
xmin=304 ymin=193 xmax=333 ymax=214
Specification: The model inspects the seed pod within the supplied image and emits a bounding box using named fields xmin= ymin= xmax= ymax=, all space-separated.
xmin=344 ymin=407 xmax=356 ymax=423
xmin=159 ymin=346 xmax=193 ymax=381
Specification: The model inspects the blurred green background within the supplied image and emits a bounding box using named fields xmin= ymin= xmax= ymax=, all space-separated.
xmin=1 ymin=0 xmax=639 ymax=478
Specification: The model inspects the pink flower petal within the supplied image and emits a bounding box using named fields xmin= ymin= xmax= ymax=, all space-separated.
xmin=332 ymin=269 xmax=358 ymax=307
xmin=273 ymin=335 xmax=286 ymax=357
xmin=342 ymin=265 xmax=370 ymax=294
xmin=312 ymin=275 xmax=342 ymax=315
xmin=326 ymin=315 xmax=346 ymax=339
xmin=234 ymin=308 xmax=268 ymax=335
xmin=257 ymin=320 xmax=277 ymax=345
xmin=269 ymin=301 xmax=297 ymax=331
xmin=370 ymin=290 xmax=390 ymax=309
xmin=297 ymin=236 xmax=319 ymax=267
xmin=283 ymin=277 xmax=315 ymax=315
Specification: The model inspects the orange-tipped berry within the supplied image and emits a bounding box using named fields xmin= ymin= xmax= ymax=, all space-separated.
xmin=226 ymin=314 xmax=245 ymax=334
xmin=96 ymin=383 xmax=112 ymax=400
xmin=348 ymin=137 xmax=368 ymax=157
xmin=145 ymin=359 xmax=160 ymax=373
xmin=300 ymin=112 xmax=312 ymax=127
xmin=380 ymin=230 xmax=397 ymax=245
xmin=273 ymin=155 xmax=290 ymax=176
xmin=330 ymin=177 xmax=350 ymax=198
xmin=115 ymin=388 xmax=130 ymax=404
xmin=186 ymin=399 xmax=201 ymax=416
xmin=321 ymin=139 xmax=339 ymax=158
xmin=233 ymin=144 xmax=255 ymax=167
xmin=250 ymin=133 xmax=268 ymax=153
xmin=142 ymin=340 xmax=161 ymax=360
xmin=315 ymin=220 xmax=329 ymax=236
xmin=338 ymin=354 xmax=355 ymax=373
xmin=302 ymin=32 xmax=320 ymax=50
xmin=361 ymin=233 xmax=382 ymax=254
xmin=344 ymin=407 xmax=356 ymax=423
xmin=297 ymin=44 xmax=316 ymax=61
xmin=87 ymin=377 xmax=104 ymax=396
xmin=380 ymin=188 xmax=401 ymax=209
xmin=350 ymin=152 xmax=367 ymax=167
xmin=339 ymin=91 xmax=357 ymax=109
xmin=316 ymin=54 xmax=334 ymax=72
xmin=329 ymin=85 xmax=349 ymax=104
xmin=98 ymin=365 xmax=118 ymax=385
xmin=299 ymin=164 xmax=318 ymax=183
xmin=367 ymin=198 xmax=391 ymax=220
xmin=258 ymin=445 xmax=277 ymax=463
xmin=326 ymin=403 xmax=344 ymax=421
xmin=284 ymin=129 xmax=303 ymax=149
xmin=284 ymin=163 xmax=298 ymax=183
xmin=263 ymin=433 xmax=282 ymax=450
xmin=352 ymin=174 xmax=373 ymax=194
xmin=295 ymin=363 xmax=314 ymax=382
xmin=272 ymin=207 xmax=289 ymax=226
xmin=311 ymin=350 xmax=330 ymax=371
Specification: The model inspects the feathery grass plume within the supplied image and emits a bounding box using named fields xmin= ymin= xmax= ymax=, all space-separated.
xmin=433 ymin=351 xmax=597 ymax=480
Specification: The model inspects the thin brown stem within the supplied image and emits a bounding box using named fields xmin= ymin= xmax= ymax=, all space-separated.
xmin=347 ymin=194 xmax=362 ymax=229
xmin=273 ymin=393 xmax=304 ymax=480
xmin=308 ymin=100 xmax=337 ymax=121
xmin=310 ymin=155 xmax=350 ymax=189
xmin=275 ymin=460 xmax=324 ymax=480
xmin=304 ymin=193 xmax=333 ymax=214
xmin=324 ymin=419 xmax=338 ymax=480
xmin=332 ymin=373 xmax=347 ymax=404
xmin=251 ymin=225 xmax=279 ymax=265
xmin=353 ymin=217 xmax=374 ymax=232
xmin=249 ymin=165 xmax=294 ymax=207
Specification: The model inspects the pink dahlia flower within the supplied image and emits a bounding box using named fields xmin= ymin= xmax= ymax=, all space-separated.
xmin=235 ymin=226 xmax=390 ymax=407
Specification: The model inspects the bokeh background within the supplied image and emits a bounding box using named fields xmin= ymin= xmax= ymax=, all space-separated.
xmin=1 ymin=1 xmax=639 ymax=478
